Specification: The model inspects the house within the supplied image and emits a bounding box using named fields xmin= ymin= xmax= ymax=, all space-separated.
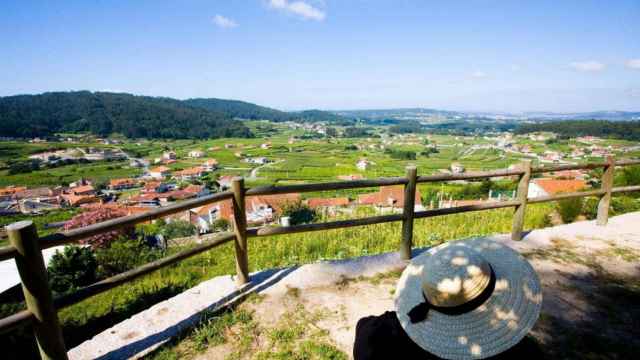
xmin=126 ymin=193 xmax=161 ymax=207
xmin=245 ymin=193 xmax=301 ymax=224
xmin=528 ymin=179 xmax=588 ymax=198
xmin=61 ymin=194 xmax=101 ymax=207
xmin=246 ymin=157 xmax=269 ymax=165
xmin=0 ymin=186 xmax=27 ymax=201
xmin=173 ymin=167 xmax=205 ymax=181
xmin=162 ymin=151 xmax=177 ymax=160
xmin=188 ymin=150 xmax=205 ymax=158
xmin=224 ymin=144 xmax=236 ymax=149
xmin=149 ymin=166 xmax=171 ymax=179
xmin=261 ymin=143 xmax=272 ymax=149
xmin=356 ymin=159 xmax=370 ymax=171
xmin=337 ymin=174 xmax=363 ymax=181
xmin=183 ymin=184 xmax=210 ymax=198
xmin=12 ymin=187 xmax=57 ymax=200
xmin=190 ymin=200 xmax=234 ymax=233
xmin=202 ymin=159 xmax=219 ymax=172
xmin=307 ymin=197 xmax=350 ymax=209
xmin=451 ymin=162 xmax=465 ymax=174
xmin=108 ymin=178 xmax=138 ymax=191
xmin=217 ymin=175 xmax=236 ymax=189
xmin=358 ymin=186 xmax=423 ymax=211
xmin=69 ymin=185 xmax=95 ymax=196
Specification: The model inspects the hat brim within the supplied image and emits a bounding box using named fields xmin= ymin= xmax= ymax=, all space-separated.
xmin=395 ymin=238 xmax=542 ymax=360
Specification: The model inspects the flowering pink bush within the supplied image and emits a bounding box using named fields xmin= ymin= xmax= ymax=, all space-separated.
xmin=64 ymin=208 xmax=131 ymax=248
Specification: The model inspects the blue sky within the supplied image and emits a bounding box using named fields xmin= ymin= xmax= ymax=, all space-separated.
xmin=1 ymin=0 xmax=639 ymax=112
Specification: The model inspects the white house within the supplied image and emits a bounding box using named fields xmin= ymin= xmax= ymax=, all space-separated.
xmin=202 ymin=159 xmax=219 ymax=172
xmin=162 ymin=151 xmax=177 ymax=160
xmin=356 ymin=159 xmax=370 ymax=171
xmin=246 ymin=157 xmax=269 ymax=165
xmin=450 ymin=162 xmax=465 ymax=174
xmin=188 ymin=150 xmax=205 ymax=158
xmin=149 ymin=166 xmax=171 ymax=179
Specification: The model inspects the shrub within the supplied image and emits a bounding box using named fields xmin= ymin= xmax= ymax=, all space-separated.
xmin=556 ymin=197 xmax=583 ymax=223
xmin=212 ymin=218 xmax=231 ymax=232
xmin=64 ymin=208 xmax=130 ymax=248
xmin=610 ymin=196 xmax=640 ymax=216
xmin=281 ymin=202 xmax=317 ymax=226
xmin=95 ymin=237 xmax=164 ymax=278
xmin=47 ymin=246 xmax=97 ymax=295
xmin=162 ymin=220 xmax=197 ymax=240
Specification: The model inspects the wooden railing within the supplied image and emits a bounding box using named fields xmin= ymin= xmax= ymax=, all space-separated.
xmin=1 ymin=156 xmax=639 ymax=359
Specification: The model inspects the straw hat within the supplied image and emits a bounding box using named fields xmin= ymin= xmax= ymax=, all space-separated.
xmin=395 ymin=238 xmax=542 ymax=359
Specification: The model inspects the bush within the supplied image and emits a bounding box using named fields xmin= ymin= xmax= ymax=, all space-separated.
xmin=47 ymin=246 xmax=97 ymax=295
xmin=95 ymin=237 xmax=164 ymax=278
xmin=281 ymin=201 xmax=317 ymax=226
xmin=162 ymin=220 xmax=197 ymax=240
xmin=556 ymin=197 xmax=583 ymax=223
xmin=611 ymin=196 xmax=640 ymax=216
xmin=212 ymin=218 xmax=231 ymax=232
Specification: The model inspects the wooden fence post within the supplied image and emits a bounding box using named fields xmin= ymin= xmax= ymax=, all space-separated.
xmin=597 ymin=155 xmax=615 ymax=226
xmin=231 ymin=177 xmax=249 ymax=285
xmin=7 ymin=221 xmax=68 ymax=360
xmin=401 ymin=166 xmax=417 ymax=260
xmin=511 ymin=160 xmax=531 ymax=241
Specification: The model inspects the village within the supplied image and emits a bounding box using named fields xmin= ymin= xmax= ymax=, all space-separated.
xmin=4 ymin=123 xmax=630 ymax=239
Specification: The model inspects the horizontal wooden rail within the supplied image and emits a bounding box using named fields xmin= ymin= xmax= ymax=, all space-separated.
xmin=246 ymin=177 xmax=408 ymax=196
xmin=615 ymin=159 xmax=640 ymax=167
xmin=417 ymin=169 xmax=524 ymax=183
xmin=247 ymin=213 xmax=405 ymax=237
xmin=38 ymin=191 xmax=234 ymax=250
xmin=0 ymin=309 xmax=34 ymax=335
xmin=527 ymin=189 xmax=606 ymax=204
xmin=531 ymin=162 xmax=607 ymax=174
xmin=612 ymin=185 xmax=640 ymax=194
xmin=53 ymin=232 xmax=235 ymax=310
xmin=414 ymin=200 xmax=522 ymax=219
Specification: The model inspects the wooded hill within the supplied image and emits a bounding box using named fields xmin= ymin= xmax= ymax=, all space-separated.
xmin=184 ymin=98 xmax=353 ymax=124
xmin=0 ymin=92 xmax=353 ymax=139
xmin=515 ymin=120 xmax=640 ymax=141
xmin=0 ymin=91 xmax=253 ymax=139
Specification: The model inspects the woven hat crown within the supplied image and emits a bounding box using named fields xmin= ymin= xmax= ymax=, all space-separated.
xmin=421 ymin=244 xmax=492 ymax=307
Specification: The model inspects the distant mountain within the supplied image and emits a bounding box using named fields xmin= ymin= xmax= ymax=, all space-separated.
xmin=185 ymin=98 xmax=353 ymax=124
xmin=336 ymin=108 xmax=640 ymax=122
xmin=0 ymin=91 xmax=252 ymax=139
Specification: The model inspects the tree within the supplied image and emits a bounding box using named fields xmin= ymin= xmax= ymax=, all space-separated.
xmin=326 ymin=127 xmax=338 ymax=138
xmin=162 ymin=220 xmax=197 ymax=240
xmin=47 ymin=246 xmax=97 ymax=295
xmin=281 ymin=201 xmax=317 ymax=225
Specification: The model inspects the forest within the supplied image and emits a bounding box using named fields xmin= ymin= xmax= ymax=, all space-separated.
xmin=515 ymin=120 xmax=640 ymax=141
xmin=0 ymin=91 xmax=253 ymax=139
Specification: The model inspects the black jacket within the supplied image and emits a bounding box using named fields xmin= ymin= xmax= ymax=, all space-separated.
xmin=354 ymin=311 xmax=544 ymax=359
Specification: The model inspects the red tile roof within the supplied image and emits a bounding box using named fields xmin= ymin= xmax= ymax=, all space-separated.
xmin=307 ymin=197 xmax=350 ymax=208
xmin=532 ymin=179 xmax=588 ymax=194
xmin=358 ymin=186 xmax=422 ymax=207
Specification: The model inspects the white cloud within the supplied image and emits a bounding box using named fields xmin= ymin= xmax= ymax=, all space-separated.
xmin=626 ymin=59 xmax=640 ymax=70
xmin=269 ymin=0 xmax=326 ymax=21
xmin=510 ymin=64 xmax=521 ymax=72
xmin=471 ymin=71 xmax=487 ymax=79
xmin=213 ymin=14 xmax=238 ymax=29
xmin=569 ymin=61 xmax=606 ymax=72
